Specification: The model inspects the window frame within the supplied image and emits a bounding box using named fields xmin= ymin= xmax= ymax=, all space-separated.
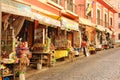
xmin=118 ymin=13 xmax=120 ymax=18
xmin=66 ymin=0 xmax=76 ymax=13
xmin=47 ymin=0 xmax=63 ymax=9
xmin=118 ymin=33 xmax=120 ymax=40
xmin=118 ymin=23 xmax=120 ymax=28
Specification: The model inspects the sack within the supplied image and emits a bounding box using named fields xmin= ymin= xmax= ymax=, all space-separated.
xmin=19 ymin=73 xmax=25 ymax=80
xmin=85 ymin=48 xmax=90 ymax=57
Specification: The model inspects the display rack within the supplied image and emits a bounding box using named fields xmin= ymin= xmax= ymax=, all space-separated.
xmin=30 ymin=52 xmax=52 ymax=68
xmin=0 ymin=63 xmax=15 ymax=80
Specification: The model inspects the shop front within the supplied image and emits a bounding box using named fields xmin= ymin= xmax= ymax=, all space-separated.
xmin=53 ymin=17 xmax=80 ymax=60
xmin=79 ymin=18 xmax=97 ymax=55
xmin=79 ymin=18 xmax=96 ymax=45
xmin=95 ymin=25 xmax=106 ymax=50
xmin=31 ymin=11 xmax=61 ymax=67
xmin=105 ymin=28 xmax=113 ymax=48
xmin=95 ymin=26 xmax=113 ymax=49
xmin=0 ymin=0 xmax=32 ymax=79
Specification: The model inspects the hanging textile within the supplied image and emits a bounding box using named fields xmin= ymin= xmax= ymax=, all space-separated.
xmin=12 ymin=16 xmax=25 ymax=36
xmin=2 ymin=14 xmax=11 ymax=31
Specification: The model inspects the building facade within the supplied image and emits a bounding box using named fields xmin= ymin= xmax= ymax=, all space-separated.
xmin=108 ymin=0 xmax=120 ymax=43
xmin=0 ymin=0 xmax=118 ymax=59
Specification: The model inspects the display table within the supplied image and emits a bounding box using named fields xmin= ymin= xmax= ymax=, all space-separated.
xmin=31 ymin=52 xmax=51 ymax=67
xmin=54 ymin=50 xmax=68 ymax=59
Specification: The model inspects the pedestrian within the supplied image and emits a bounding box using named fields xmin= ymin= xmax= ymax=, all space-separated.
xmin=81 ymin=40 xmax=89 ymax=56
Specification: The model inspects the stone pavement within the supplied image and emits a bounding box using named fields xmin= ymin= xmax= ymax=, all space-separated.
xmin=26 ymin=53 xmax=85 ymax=78
xmin=26 ymin=47 xmax=120 ymax=80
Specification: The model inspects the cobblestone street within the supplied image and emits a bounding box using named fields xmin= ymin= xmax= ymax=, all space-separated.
xmin=26 ymin=48 xmax=120 ymax=80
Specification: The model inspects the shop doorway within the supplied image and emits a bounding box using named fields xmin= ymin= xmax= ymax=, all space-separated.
xmin=17 ymin=20 xmax=34 ymax=47
xmin=48 ymin=27 xmax=57 ymax=45
xmin=67 ymin=32 xmax=73 ymax=46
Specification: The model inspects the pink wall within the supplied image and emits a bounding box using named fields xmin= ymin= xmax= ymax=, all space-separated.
xmin=75 ymin=0 xmax=85 ymax=18
xmin=23 ymin=0 xmax=116 ymax=28
xmin=24 ymin=0 xmax=60 ymax=15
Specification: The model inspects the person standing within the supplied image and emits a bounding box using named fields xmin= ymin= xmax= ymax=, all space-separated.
xmin=81 ymin=40 xmax=87 ymax=56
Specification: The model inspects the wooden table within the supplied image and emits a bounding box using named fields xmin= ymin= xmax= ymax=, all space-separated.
xmin=31 ymin=52 xmax=51 ymax=67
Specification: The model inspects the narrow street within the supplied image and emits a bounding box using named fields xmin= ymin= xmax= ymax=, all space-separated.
xmin=26 ymin=47 xmax=120 ymax=80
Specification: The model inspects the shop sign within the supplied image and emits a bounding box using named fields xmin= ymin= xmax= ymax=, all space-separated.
xmin=61 ymin=17 xmax=79 ymax=31
xmin=32 ymin=12 xmax=60 ymax=27
xmin=1 ymin=0 xmax=31 ymax=17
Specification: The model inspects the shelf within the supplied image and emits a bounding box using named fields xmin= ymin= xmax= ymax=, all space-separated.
xmin=2 ymin=74 xmax=14 ymax=77
xmin=1 ymin=63 xmax=16 ymax=80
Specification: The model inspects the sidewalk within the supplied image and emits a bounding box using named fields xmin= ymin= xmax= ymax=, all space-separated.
xmin=26 ymin=54 xmax=85 ymax=79
xmin=25 ymin=47 xmax=118 ymax=79
xmin=25 ymin=48 xmax=120 ymax=79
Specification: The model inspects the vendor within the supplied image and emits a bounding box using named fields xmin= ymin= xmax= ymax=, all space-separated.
xmin=81 ymin=40 xmax=87 ymax=56
xmin=67 ymin=40 xmax=75 ymax=61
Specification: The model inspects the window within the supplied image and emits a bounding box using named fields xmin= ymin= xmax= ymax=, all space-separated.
xmin=67 ymin=0 xmax=75 ymax=12
xmin=51 ymin=0 xmax=61 ymax=5
xmin=86 ymin=0 xmax=93 ymax=18
xmin=118 ymin=23 xmax=120 ymax=28
xmin=118 ymin=33 xmax=120 ymax=40
xmin=118 ymin=13 xmax=120 ymax=18
xmin=97 ymin=9 xmax=100 ymax=25
xmin=104 ymin=14 xmax=108 ymax=27
xmin=110 ymin=17 xmax=112 ymax=26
